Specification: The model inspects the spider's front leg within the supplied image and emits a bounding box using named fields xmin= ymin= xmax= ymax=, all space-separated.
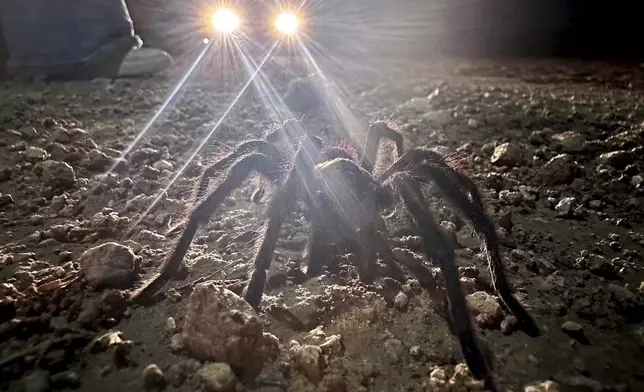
xmin=360 ymin=121 xmax=404 ymax=173
xmin=243 ymin=170 xmax=299 ymax=310
xmin=389 ymin=173 xmax=497 ymax=392
xmin=130 ymin=153 xmax=281 ymax=304
xmin=195 ymin=140 xmax=281 ymax=202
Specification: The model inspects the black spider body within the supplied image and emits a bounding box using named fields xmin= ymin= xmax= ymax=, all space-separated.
xmin=129 ymin=120 xmax=539 ymax=392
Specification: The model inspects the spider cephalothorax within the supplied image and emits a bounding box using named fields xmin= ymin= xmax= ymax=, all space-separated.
xmin=129 ymin=120 xmax=538 ymax=392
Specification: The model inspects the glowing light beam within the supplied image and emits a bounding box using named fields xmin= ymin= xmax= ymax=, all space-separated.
xmin=123 ymin=39 xmax=282 ymax=239
xmin=104 ymin=39 xmax=214 ymax=177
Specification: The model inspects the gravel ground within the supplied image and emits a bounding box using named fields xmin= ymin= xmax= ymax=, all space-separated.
xmin=1 ymin=57 xmax=643 ymax=392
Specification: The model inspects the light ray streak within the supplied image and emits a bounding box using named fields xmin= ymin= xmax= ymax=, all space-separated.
xmin=104 ymin=39 xmax=215 ymax=177
xmin=123 ymin=39 xmax=282 ymax=239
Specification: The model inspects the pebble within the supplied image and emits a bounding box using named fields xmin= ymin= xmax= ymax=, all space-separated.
xmin=0 ymin=193 xmax=15 ymax=207
xmin=0 ymin=167 xmax=11 ymax=182
xmin=466 ymin=291 xmax=504 ymax=329
xmin=290 ymin=341 xmax=323 ymax=382
xmin=165 ymin=317 xmax=177 ymax=335
xmin=197 ymin=362 xmax=237 ymax=392
xmin=153 ymin=159 xmax=174 ymax=171
xmin=24 ymin=146 xmax=49 ymax=162
xmin=561 ymin=320 xmax=588 ymax=344
xmin=555 ymin=197 xmax=576 ymax=217
xmin=393 ymin=291 xmax=409 ymax=310
xmin=491 ymin=142 xmax=524 ymax=167
xmin=79 ymin=242 xmax=136 ymax=288
xmin=142 ymin=364 xmax=166 ymax=390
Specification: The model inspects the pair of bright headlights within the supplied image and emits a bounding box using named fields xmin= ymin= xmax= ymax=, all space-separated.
xmin=212 ymin=8 xmax=299 ymax=34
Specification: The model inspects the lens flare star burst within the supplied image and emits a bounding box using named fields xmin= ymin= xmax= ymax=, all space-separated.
xmin=212 ymin=8 xmax=240 ymax=33
xmin=275 ymin=13 xmax=299 ymax=34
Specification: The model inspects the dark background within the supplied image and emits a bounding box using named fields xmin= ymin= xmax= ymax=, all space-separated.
xmin=2 ymin=0 xmax=643 ymax=74
xmin=439 ymin=0 xmax=643 ymax=61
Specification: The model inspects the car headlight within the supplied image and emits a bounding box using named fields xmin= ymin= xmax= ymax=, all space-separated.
xmin=212 ymin=8 xmax=240 ymax=33
xmin=275 ymin=12 xmax=298 ymax=34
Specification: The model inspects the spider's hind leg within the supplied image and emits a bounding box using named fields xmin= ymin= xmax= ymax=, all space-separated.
xmin=389 ymin=173 xmax=497 ymax=392
xmin=419 ymin=162 xmax=540 ymax=338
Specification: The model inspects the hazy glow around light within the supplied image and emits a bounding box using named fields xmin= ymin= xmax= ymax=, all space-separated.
xmin=212 ymin=8 xmax=240 ymax=33
xmin=275 ymin=13 xmax=298 ymax=34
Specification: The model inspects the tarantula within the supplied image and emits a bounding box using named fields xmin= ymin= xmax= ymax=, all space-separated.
xmin=130 ymin=120 xmax=539 ymax=391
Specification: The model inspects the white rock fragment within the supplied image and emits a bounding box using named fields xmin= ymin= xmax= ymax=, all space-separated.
xmin=79 ymin=242 xmax=136 ymax=288
xmin=181 ymin=283 xmax=279 ymax=379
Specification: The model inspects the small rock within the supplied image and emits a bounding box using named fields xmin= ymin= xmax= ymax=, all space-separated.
xmin=166 ymin=317 xmax=177 ymax=335
xmin=142 ymin=364 xmax=166 ymax=390
xmin=40 ymin=160 xmax=77 ymax=189
xmin=197 ymin=363 xmax=237 ymax=392
xmin=53 ymin=126 xmax=73 ymax=143
xmin=427 ymin=367 xmax=448 ymax=391
xmin=524 ymin=380 xmax=559 ymax=392
xmin=393 ymin=292 xmax=409 ymax=310
xmin=561 ymin=320 xmax=588 ymax=344
xmin=528 ymin=130 xmax=549 ymax=145
xmin=538 ymin=154 xmax=580 ymax=185
xmin=182 ymin=283 xmax=279 ymax=379
xmin=597 ymin=149 xmax=638 ymax=168
xmin=555 ymin=197 xmax=576 ymax=217
xmin=631 ymin=175 xmax=643 ymax=188
xmin=588 ymin=200 xmax=602 ymax=209
xmin=24 ymin=146 xmax=49 ymax=162
xmin=170 ymin=334 xmax=185 ymax=352
xmin=491 ymin=142 xmax=524 ymax=167
xmin=290 ymin=341 xmax=323 ymax=382
xmin=79 ymin=242 xmax=137 ymax=288
xmin=142 ymin=165 xmax=161 ymax=180
xmin=0 ymin=193 xmax=14 ymax=208
xmin=449 ymin=363 xmax=485 ymax=390
xmin=19 ymin=126 xmax=39 ymax=139
xmin=153 ymin=160 xmax=174 ymax=172
xmin=499 ymin=190 xmax=523 ymax=206
xmin=466 ymin=291 xmax=503 ymax=329
xmin=0 ymin=167 xmax=12 ymax=182
xmin=551 ymin=131 xmax=586 ymax=152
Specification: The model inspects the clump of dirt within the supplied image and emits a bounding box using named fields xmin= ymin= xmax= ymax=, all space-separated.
xmin=1 ymin=58 xmax=643 ymax=392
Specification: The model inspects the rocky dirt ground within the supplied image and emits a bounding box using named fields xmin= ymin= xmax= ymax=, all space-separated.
xmin=1 ymin=57 xmax=644 ymax=392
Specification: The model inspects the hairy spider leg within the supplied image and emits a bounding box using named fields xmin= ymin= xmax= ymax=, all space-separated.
xmin=244 ymin=136 xmax=326 ymax=309
xmin=389 ymin=173 xmax=497 ymax=392
xmin=196 ymin=140 xmax=282 ymax=202
xmin=379 ymin=147 xmax=539 ymax=337
xmin=130 ymin=153 xmax=281 ymax=304
xmin=360 ymin=121 xmax=405 ymax=173
xmin=417 ymin=161 xmax=540 ymax=338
